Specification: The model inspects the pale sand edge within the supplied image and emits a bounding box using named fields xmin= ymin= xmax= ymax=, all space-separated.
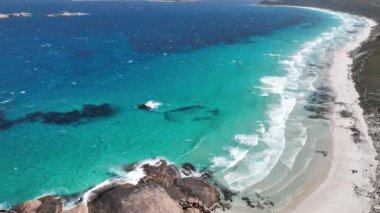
xmin=281 ymin=13 xmax=378 ymax=213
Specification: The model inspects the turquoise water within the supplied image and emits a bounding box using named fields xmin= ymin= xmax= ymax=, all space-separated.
xmin=0 ymin=1 xmax=360 ymax=206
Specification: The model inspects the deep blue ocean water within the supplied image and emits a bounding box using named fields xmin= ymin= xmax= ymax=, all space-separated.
xmin=0 ymin=0 xmax=351 ymax=206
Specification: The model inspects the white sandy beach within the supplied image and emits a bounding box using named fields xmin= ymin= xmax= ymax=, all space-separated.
xmin=281 ymin=16 xmax=378 ymax=213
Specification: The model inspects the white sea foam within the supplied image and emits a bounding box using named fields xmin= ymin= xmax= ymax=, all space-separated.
xmin=0 ymin=99 xmax=12 ymax=104
xmin=0 ymin=203 xmax=8 ymax=210
xmin=63 ymin=199 xmax=77 ymax=210
xmin=263 ymin=53 xmax=281 ymax=57
xmin=144 ymin=100 xmax=162 ymax=110
xmin=280 ymin=123 xmax=307 ymax=169
xmin=259 ymin=76 xmax=287 ymax=95
xmin=257 ymin=121 xmax=266 ymax=135
xmin=233 ymin=134 xmax=259 ymax=146
xmin=212 ymin=147 xmax=249 ymax=169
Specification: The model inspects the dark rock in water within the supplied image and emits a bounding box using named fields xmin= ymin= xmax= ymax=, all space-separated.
xmin=201 ymin=172 xmax=212 ymax=179
xmin=182 ymin=163 xmax=196 ymax=172
xmin=123 ymin=162 xmax=136 ymax=172
xmin=81 ymin=103 xmax=113 ymax=118
xmin=42 ymin=110 xmax=81 ymax=125
xmin=136 ymin=103 xmax=151 ymax=111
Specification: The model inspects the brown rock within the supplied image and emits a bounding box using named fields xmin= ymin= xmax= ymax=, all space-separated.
xmin=140 ymin=160 xmax=181 ymax=188
xmin=37 ymin=195 xmax=63 ymax=213
xmin=88 ymin=183 xmax=182 ymax=213
xmin=12 ymin=200 xmax=41 ymax=213
xmin=175 ymin=177 xmax=219 ymax=208
xmin=184 ymin=208 xmax=200 ymax=213
xmin=62 ymin=204 xmax=88 ymax=213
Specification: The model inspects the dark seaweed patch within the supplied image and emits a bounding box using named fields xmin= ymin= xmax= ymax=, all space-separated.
xmin=350 ymin=126 xmax=362 ymax=143
xmin=0 ymin=110 xmax=13 ymax=130
xmin=0 ymin=103 xmax=115 ymax=130
xmin=220 ymin=188 xmax=237 ymax=202
xmin=21 ymin=112 xmax=45 ymax=123
xmin=42 ymin=110 xmax=82 ymax=125
xmin=304 ymin=105 xmax=330 ymax=120
xmin=81 ymin=104 xmax=113 ymax=118
xmin=0 ymin=118 xmax=13 ymax=130
xmin=164 ymin=105 xmax=218 ymax=123
xmin=307 ymin=92 xmax=335 ymax=105
xmin=305 ymin=86 xmax=335 ymax=120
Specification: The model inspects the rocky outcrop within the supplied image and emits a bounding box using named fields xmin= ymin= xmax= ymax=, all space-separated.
xmin=3 ymin=160 xmax=225 ymax=213
xmin=137 ymin=160 xmax=220 ymax=210
xmin=88 ymin=183 xmax=183 ymax=213
xmin=12 ymin=200 xmax=41 ymax=213
xmin=11 ymin=196 xmax=63 ymax=213
xmin=36 ymin=196 xmax=63 ymax=213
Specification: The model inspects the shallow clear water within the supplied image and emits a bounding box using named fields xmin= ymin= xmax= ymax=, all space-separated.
xmin=0 ymin=0 xmax=362 ymax=206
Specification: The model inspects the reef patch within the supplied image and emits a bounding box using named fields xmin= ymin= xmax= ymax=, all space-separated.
xmin=0 ymin=103 xmax=115 ymax=130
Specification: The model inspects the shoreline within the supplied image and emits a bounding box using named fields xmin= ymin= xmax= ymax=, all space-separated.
xmin=278 ymin=11 xmax=378 ymax=213
xmin=1 ymin=5 xmax=379 ymax=213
